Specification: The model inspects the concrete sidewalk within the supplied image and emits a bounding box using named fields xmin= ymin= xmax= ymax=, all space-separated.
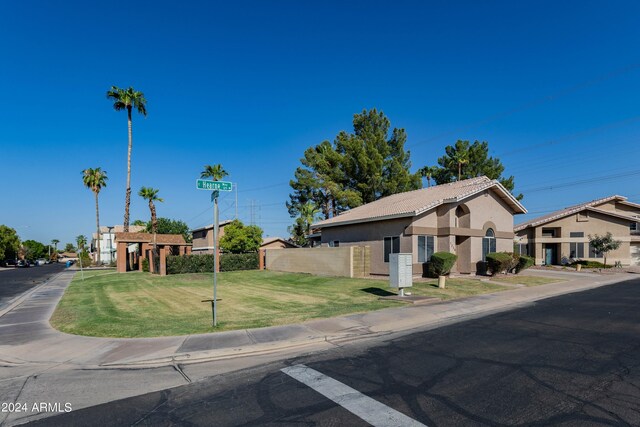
xmin=0 ymin=269 xmax=637 ymax=369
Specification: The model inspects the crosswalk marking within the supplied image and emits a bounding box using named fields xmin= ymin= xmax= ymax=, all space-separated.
xmin=281 ymin=364 xmax=427 ymax=427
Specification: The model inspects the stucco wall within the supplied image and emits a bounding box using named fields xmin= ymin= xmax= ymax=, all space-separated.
xmin=265 ymin=246 xmax=370 ymax=277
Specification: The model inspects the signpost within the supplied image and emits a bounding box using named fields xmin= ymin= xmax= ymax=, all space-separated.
xmin=197 ymin=179 xmax=233 ymax=326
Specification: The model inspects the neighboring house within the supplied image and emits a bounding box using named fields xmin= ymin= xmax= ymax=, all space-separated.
xmin=91 ymin=225 xmax=145 ymax=264
xmin=514 ymin=195 xmax=640 ymax=266
xmin=260 ymin=237 xmax=299 ymax=249
xmin=312 ymin=176 xmax=527 ymax=275
xmin=191 ymin=220 xmax=233 ymax=254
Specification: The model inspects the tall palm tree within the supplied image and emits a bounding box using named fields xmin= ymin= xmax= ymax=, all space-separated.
xmin=106 ymin=86 xmax=147 ymax=232
xmin=300 ymin=201 xmax=320 ymax=234
xmin=449 ymin=151 xmax=469 ymax=181
xmin=82 ymin=167 xmax=108 ymax=264
xmin=418 ymin=166 xmax=438 ymax=188
xmin=200 ymin=164 xmax=228 ymax=181
xmin=51 ymin=239 xmax=59 ymax=251
xmin=76 ymin=235 xmax=87 ymax=252
xmin=138 ymin=187 xmax=164 ymax=234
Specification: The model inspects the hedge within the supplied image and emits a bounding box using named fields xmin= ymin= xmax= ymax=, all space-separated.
xmin=166 ymin=253 xmax=259 ymax=274
xmin=515 ymin=255 xmax=534 ymax=273
xmin=486 ymin=252 xmax=519 ymax=275
xmin=570 ymin=260 xmax=612 ymax=269
xmin=427 ymin=252 xmax=458 ymax=277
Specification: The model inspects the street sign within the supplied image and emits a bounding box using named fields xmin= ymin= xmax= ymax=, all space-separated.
xmin=211 ymin=190 xmax=219 ymax=202
xmin=196 ymin=179 xmax=232 ymax=191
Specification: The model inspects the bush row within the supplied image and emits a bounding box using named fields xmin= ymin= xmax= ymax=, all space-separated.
xmin=166 ymin=253 xmax=259 ymax=274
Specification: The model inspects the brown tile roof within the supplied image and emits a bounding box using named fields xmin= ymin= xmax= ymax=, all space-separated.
xmin=312 ymin=176 xmax=526 ymax=229
xmin=514 ymin=195 xmax=634 ymax=231
xmin=260 ymin=237 xmax=299 ymax=247
xmin=114 ymin=232 xmax=188 ymax=245
xmin=99 ymin=225 xmax=145 ymax=233
xmin=191 ymin=220 xmax=234 ymax=232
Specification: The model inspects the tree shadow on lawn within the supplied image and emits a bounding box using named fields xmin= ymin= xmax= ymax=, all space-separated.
xmin=360 ymin=287 xmax=396 ymax=297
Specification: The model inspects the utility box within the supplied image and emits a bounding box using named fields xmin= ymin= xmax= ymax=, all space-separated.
xmin=389 ymin=253 xmax=413 ymax=290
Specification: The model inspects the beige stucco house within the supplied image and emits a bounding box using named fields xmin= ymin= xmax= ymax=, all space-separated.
xmin=312 ymin=176 xmax=527 ymax=275
xmin=514 ymin=195 xmax=640 ymax=266
xmin=191 ymin=220 xmax=233 ymax=254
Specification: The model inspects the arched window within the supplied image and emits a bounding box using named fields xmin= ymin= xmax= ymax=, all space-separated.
xmin=482 ymin=228 xmax=496 ymax=261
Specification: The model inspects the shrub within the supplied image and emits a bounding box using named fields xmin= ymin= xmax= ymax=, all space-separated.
xmin=427 ymin=252 xmax=457 ymax=277
xmin=142 ymin=258 xmax=149 ymax=273
xmin=486 ymin=252 xmax=516 ymax=275
xmin=570 ymin=260 xmax=612 ymax=269
xmin=220 ymin=253 xmax=259 ymax=271
xmin=166 ymin=253 xmax=260 ymax=274
xmin=515 ymin=255 xmax=534 ymax=273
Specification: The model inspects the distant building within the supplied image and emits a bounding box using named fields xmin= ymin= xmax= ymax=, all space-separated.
xmin=191 ymin=220 xmax=233 ymax=254
xmin=260 ymin=237 xmax=299 ymax=250
xmin=91 ymin=225 xmax=145 ymax=264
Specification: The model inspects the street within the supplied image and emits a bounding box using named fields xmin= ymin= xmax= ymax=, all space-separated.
xmin=0 ymin=264 xmax=66 ymax=310
xmin=29 ymin=277 xmax=640 ymax=426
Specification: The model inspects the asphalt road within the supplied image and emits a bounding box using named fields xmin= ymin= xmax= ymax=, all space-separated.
xmin=0 ymin=263 xmax=66 ymax=310
xmin=30 ymin=277 xmax=640 ymax=426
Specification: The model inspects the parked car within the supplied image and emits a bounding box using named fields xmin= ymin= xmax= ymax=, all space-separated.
xmin=4 ymin=259 xmax=16 ymax=266
xmin=36 ymin=259 xmax=46 ymax=266
xmin=16 ymin=260 xmax=29 ymax=268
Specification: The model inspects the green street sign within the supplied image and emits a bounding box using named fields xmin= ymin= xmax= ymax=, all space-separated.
xmin=196 ymin=179 xmax=232 ymax=191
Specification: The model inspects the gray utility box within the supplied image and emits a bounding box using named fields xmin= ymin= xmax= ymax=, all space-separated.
xmin=389 ymin=253 xmax=413 ymax=289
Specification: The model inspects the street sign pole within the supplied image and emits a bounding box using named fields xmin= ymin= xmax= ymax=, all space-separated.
xmin=196 ymin=180 xmax=232 ymax=327
xmin=212 ymin=189 xmax=219 ymax=327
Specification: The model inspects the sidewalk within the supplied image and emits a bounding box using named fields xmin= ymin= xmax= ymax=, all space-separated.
xmin=1 ymin=269 xmax=638 ymax=369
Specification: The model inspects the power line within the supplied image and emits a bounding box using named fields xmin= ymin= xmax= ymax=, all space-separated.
xmin=407 ymin=60 xmax=640 ymax=148
xmin=518 ymin=169 xmax=640 ymax=194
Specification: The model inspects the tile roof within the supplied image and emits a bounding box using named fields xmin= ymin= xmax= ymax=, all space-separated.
xmin=191 ymin=220 xmax=234 ymax=232
xmin=99 ymin=225 xmax=145 ymax=233
xmin=114 ymin=232 xmax=188 ymax=245
xmin=313 ymin=176 xmax=526 ymax=228
xmin=514 ymin=195 xmax=633 ymax=231
xmin=260 ymin=237 xmax=299 ymax=247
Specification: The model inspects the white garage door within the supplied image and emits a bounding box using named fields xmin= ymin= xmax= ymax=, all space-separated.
xmin=631 ymin=244 xmax=640 ymax=266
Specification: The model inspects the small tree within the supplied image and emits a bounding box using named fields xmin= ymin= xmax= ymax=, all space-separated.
xmin=219 ymin=220 xmax=263 ymax=253
xmin=588 ymin=232 xmax=622 ymax=268
xmin=0 ymin=225 xmax=21 ymax=261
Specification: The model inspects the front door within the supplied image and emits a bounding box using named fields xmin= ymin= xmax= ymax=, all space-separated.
xmin=545 ymin=245 xmax=555 ymax=265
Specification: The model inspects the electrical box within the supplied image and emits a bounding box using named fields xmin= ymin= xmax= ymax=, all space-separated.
xmin=389 ymin=253 xmax=413 ymax=289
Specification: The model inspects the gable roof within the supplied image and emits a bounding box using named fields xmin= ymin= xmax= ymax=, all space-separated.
xmin=260 ymin=237 xmax=299 ymax=248
xmin=514 ymin=195 xmax=635 ymax=231
xmin=312 ymin=176 xmax=526 ymax=229
xmin=191 ymin=220 xmax=234 ymax=233
xmin=114 ymin=232 xmax=188 ymax=245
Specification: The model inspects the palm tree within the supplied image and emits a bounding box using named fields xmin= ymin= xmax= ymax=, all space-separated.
xmin=449 ymin=151 xmax=468 ymax=181
xmin=300 ymin=201 xmax=320 ymax=234
xmin=51 ymin=239 xmax=59 ymax=251
xmin=82 ymin=167 xmax=108 ymax=264
xmin=76 ymin=235 xmax=87 ymax=252
xmin=200 ymin=164 xmax=228 ymax=181
xmin=138 ymin=187 xmax=164 ymax=234
xmin=106 ymin=86 xmax=147 ymax=232
xmin=418 ymin=166 xmax=438 ymax=188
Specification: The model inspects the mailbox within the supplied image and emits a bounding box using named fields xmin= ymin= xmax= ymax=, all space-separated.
xmin=389 ymin=253 xmax=413 ymax=291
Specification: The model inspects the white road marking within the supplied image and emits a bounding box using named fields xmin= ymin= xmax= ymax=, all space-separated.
xmin=281 ymin=364 xmax=427 ymax=427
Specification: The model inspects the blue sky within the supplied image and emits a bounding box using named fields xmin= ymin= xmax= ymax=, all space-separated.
xmin=1 ymin=0 xmax=639 ymax=247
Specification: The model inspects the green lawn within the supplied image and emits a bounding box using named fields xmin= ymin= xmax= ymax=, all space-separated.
xmin=50 ymin=270 xmax=512 ymax=337
xmin=489 ymin=275 xmax=564 ymax=287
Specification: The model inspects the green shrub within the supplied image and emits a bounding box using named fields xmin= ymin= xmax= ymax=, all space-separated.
xmin=166 ymin=253 xmax=260 ymax=274
xmin=220 ymin=253 xmax=259 ymax=271
xmin=515 ymin=255 xmax=534 ymax=273
xmin=427 ymin=252 xmax=457 ymax=277
xmin=570 ymin=260 xmax=612 ymax=269
xmin=142 ymin=258 xmax=149 ymax=273
xmin=486 ymin=252 xmax=517 ymax=275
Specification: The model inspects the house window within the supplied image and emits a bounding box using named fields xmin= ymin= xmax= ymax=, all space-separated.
xmin=329 ymin=240 xmax=339 ymax=247
xmin=516 ymin=243 xmax=529 ymax=256
xmin=569 ymin=242 xmax=584 ymax=258
xmin=417 ymin=235 xmax=435 ymax=262
xmin=631 ymin=222 xmax=638 ymax=232
xmin=383 ymin=236 xmax=400 ymax=262
xmin=588 ymin=243 xmax=603 ymax=258
xmin=482 ymin=228 xmax=496 ymax=261
xmin=541 ymin=228 xmax=556 ymax=237
xmin=569 ymin=232 xmax=584 ymax=238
